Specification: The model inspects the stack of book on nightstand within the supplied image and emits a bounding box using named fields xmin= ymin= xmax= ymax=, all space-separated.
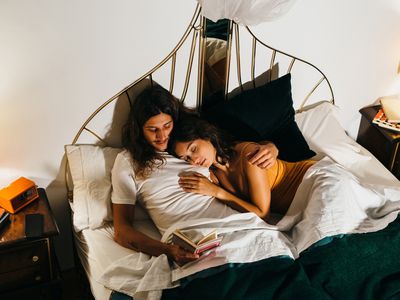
xmin=372 ymin=96 xmax=400 ymax=133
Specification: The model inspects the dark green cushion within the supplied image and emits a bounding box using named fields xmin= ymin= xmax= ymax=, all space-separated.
xmin=202 ymin=73 xmax=315 ymax=162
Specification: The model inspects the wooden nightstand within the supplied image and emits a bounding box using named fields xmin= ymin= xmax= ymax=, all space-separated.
xmin=0 ymin=188 xmax=61 ymax=299
xmin=357 ymin=105 xmax=400 ymax=180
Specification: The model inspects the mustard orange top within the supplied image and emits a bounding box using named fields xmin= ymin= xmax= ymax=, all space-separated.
xmin=211 ymin=142 xmax=315 ymax=214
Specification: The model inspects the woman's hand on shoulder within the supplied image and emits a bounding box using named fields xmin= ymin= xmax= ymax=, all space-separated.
xmin=167 ymin=244 xmax=199 ymax=265
xmin=246 ymin=142 xmax=278 ymax=169
xmin=178 ymin=172 xmax=220 ymax=197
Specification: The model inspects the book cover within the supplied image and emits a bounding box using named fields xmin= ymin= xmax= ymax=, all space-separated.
xmin=380 ymin=95 xmax=400 ymax=123
xmin=172 ymin=229 xmax=223 ymax=255
xmin=372 ymin=108 xmax=400 ymax=133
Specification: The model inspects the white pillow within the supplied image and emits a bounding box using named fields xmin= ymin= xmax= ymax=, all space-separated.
xmin=295 ymin=101 xmax=364 ymax=162
xmin=65 ymin=144 xmax=122 ymax=231
xmin=295 ymin=101 xmax=398 ymax=185
xmin=65 ymin=144 xmax=153 ymax=232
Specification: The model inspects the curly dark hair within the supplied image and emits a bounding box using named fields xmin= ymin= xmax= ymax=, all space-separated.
xmin=122 ymin=84 xmax=182 ymax=178
xmin=168 ymin=114 xmax=236 ymax=166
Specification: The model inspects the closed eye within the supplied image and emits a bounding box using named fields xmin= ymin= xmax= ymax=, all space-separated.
xmin=189 ymin=145 xmax=197 ymax=153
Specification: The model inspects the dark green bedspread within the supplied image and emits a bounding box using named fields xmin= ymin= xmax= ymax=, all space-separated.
xmin=162 ymin=217 xmax=400 ymax=300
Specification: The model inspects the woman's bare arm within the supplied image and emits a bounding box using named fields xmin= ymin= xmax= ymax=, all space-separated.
xmin=213 ymin=183 xmax=270 ymax=218
xmin=178 ymin=167 xmax=271 ymax=218
xmin=245 ymin=141 xmax=278 ymax=169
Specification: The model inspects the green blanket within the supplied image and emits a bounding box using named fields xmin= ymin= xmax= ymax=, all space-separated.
xmin=162 ymin=217 xmax=400 ymax=300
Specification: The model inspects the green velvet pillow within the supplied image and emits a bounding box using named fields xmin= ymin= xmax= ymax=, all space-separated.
xmin=202 ymin=73 xmax=316 ymax=162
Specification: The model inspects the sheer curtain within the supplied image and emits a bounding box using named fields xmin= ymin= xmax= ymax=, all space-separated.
xmin=197 ymin=0 xmax=296 ymax=25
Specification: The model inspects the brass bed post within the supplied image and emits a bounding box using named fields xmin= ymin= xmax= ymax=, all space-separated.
xmin=180 ymin=27 xmax=199 ymax=102
xmin=170 ymin=53 xmax=176 ymax=93
xmin=251 ymin=37 xmax=257 ymax=88
xmin=234 ymin=24 xmax=243 ymax=92
xmin=269 ymin=50 xmax=276 ymax=82
xmin=224 ymin=20 xmax=234 ymax=100
xmin=287 ymin=58 xmax=296 ymax=73
xmin=197 ymin=17 xmax=206 ymax=109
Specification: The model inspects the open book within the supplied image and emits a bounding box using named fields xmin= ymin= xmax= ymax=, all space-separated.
xmin=172 ymin=229 xmax=223 ymax=254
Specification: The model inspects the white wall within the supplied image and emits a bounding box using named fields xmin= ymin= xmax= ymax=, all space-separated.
xmin=0 ymin=0 xmax=197 ymax=270
xmin=252 ymin=0 xmax=400 ymax=136
xmin=1 ymin=0 xmax=399 ymax=270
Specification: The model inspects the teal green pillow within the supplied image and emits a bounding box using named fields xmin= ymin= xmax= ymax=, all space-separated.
xmin=202 ymin=74 xmax=315 ymax=161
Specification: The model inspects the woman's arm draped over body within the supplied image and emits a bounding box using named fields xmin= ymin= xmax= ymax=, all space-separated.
xmin=213 ymin=142 xmax=273 ymax=218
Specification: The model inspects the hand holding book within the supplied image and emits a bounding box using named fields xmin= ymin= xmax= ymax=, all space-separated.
xmin=172 ymin=229 xmax=223 ymax=255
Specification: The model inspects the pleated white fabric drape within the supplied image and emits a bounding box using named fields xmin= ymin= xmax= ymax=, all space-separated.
xmin=197 ymin=0 xmax=296 ymax=25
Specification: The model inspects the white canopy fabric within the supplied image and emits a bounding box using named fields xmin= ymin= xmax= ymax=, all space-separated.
xmin=197 ymin=0 xmax=296 ymax=25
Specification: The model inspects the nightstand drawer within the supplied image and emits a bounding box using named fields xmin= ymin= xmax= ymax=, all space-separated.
xmin=0 ymin=239 xmax=50 ymax=291
xmin=0 ymin=265 xmax=49 ymax=291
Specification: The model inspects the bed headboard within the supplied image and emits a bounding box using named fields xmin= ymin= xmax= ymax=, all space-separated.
xmin=65 ymin=4 xmax=334 ymax=200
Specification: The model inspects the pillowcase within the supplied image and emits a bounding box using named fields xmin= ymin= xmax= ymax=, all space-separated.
xmin=65 ymin=144 xmax=149 ymax=232
xmin=202 ymin=73 xmax=316 ymax=161
xmin=295 ymin=101 xmax=397 ymax=185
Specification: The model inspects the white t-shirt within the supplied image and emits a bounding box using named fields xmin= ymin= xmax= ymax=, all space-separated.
xmin=111 ymin=150 xmax=238 ymax=234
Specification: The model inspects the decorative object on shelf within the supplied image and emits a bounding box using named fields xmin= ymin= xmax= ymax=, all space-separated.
xmin=380 ymin=94 xmax=400 ymax=123
xmin=372 ymin=108 xmax=400 ymax=133
xmin=197 ymin=0 xmax=296 ymax=25
xmin=0 ymin=177 xmax=39 ymax=214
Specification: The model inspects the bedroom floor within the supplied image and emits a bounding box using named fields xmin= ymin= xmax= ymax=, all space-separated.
xmin=61 ymin=268 xmax=95 ymax=300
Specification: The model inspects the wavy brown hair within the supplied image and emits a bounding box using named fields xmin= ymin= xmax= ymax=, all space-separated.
xmin=122 ymin=84 xmax=182 ymax=178
xmin=168 ymin=114 xmax=236 ymax=166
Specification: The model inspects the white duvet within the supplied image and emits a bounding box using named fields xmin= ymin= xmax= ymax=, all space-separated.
xmin=97 ymin=157 xmax=400 ymax=300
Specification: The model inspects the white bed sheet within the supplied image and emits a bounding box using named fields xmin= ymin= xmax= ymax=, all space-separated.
xmin=95 ymin=158 xmax=400 ymax=298
xmin=74 ymin=102 xmax=400 ymax=299
xmin=75 ymin=220 xmax=161 ymax=300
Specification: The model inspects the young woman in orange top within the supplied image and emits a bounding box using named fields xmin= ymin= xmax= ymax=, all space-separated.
xmin=169 ymin=114 xmax=315 ymax=220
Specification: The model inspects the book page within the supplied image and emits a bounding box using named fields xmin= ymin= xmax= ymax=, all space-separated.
xmin=198 ymin=230 xmax=218 ymax=245
xmin=173 ymin=230 xmax=197 ymax=247
xmin=176 ymin=228 xmax=210 ymax=244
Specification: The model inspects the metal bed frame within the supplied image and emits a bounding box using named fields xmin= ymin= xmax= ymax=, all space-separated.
xmin=65 ymin=4 xmax=334 ymax=199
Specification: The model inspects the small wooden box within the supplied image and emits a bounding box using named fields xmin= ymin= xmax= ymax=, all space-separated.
xmin=0 ymin=177 xmax=39 ymax=214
